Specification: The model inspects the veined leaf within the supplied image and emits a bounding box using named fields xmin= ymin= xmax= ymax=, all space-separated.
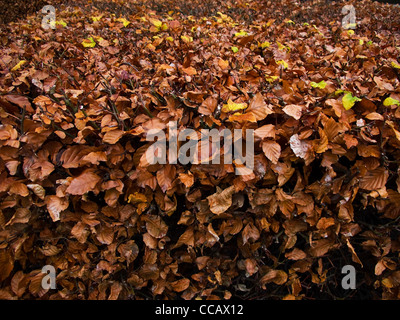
xmin=342 ymin=93 xmax=361 ymax=110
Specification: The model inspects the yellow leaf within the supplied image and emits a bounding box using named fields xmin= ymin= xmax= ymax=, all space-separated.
xmin=11 ymin=60 xmax=27 ymax=71
xmin=383 ymin=97 xmax=400 ymax=106
xmin=265 ymin=75 xmax=279 ymax=83
xmin=181 ymin=35 xmax=193 ymax=43
xmin=345 ymin=23 xmax=357 ymax=29
xmin=234 ymin=30 xmax=248 ymax=37
xmin=222 ymin=99 xmax=248 ymax=113
xmin=149 ymin=18 xmax=162 ymax=28
xmin=117 ymin=18 xmax=130 ymax=27
xmin=82 ymin=37 xmax=96 ymax=48
xmin=310 ymin=80 xmax=327 ymax=89
xmin=276 ymin=60 xmax=288 ymax=69
xmin=56 ymin=20 xmax=67 ymax=27
xmin=391 ymin=61 xmax=400 ymax=69
xmin=128 ymin=192 xmax=148 ymax=204
xmin=277 ymin=41 xmax=284 ymax=50
xmin=259 ymin=41 xmax=270 ymax=49
xmin=91 ymin=16 xmax=102 ymax=22
xmin=342 ymin=93 xmax=361 ymax=110
xmin=228 ymin=112 xmax=257 ymax=123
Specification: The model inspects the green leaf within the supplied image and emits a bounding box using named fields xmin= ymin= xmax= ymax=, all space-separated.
xmin=310 ymin=80 xmax=327 ymax=89
xmin=231 ymin=46 xmax=239 ymax=53
xmin=383 ymin=97 xmax=400 ymax=106
xmin=342 ymin=93 xmax=361 ymax=110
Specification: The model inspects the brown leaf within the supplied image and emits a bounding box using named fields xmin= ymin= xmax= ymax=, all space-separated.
xmin=254 ymin=124 xmax=275 ymax=140
xmin=346 ymin=238 xmax=363 ymax=267
xmin=96 ymin=226 xmax=114 ymax=245
xmin=316 ymin=217 xmax=335 ymax=230
xmin=71 ymin=221 xmax=90 ymax=243
xmin=0 ymin=250 xmax=13 ymax=282
xmin=359 ymin=167 xmax=388 ymax=191
xmin=27 ymin=184 xmax=46 ymax=200
xmin=118 ymin=241 xmax=139 ymax=265
xmin=45 ymin=195 xmax=69 ymax=222
xmin=145 ymin=215 xmax=168 ymax=239
xmin=66 ymin=169 xmax=101 ymax=195
xmin=285 ymin=248 xmax=307 ymax=260
xmin=246 ymin=93 xmax=273 ymax=121
xmin=173 ymin=227 xmax=195 ymax=249
xmin=262 ymin=140 xmax=281 ymax=164
xmin=207 ymin=186 xmax=235 ymax=215
xmin=4 ymin=95 xmax=34 ymax=112
xmin=108 ymin=282 xmax=123 ymax=300
xmin=178 ymin=171 xmax=194 ymax=188
xmin=6 ymin=208 xmax=31 ymax=225
xmin=283 ymin=104 xmax=302 ymax=120
xmin=156 ymin=164 xmax=176 ymax=193
xmin=11 ymin=271 xmax=28 ymax=297
xmin=308 ymin=239 xmax=336 ymax=257
xmin=242 ymin=222 xmax=260 ymax=244
xmin=260 ymin=269 xmax=288 ymax=287
xmin=198 ymin=96 xmax=218 ymax=115
xmin=102 ymin=130 xmax=125 ymax=144
xmin=8 ymin=182 xmax=29 ymax=197
xmin=39 ymin=244 xmax=62 ymax=256
xmin=170 ymin=278 xmax=190 ymax=292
